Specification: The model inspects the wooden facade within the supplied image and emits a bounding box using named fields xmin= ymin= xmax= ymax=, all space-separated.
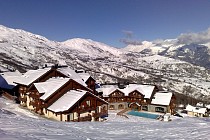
xmin=49 ymin=93 xmax=108 ymax=122
xmin=17 ymin=68 xmax=67 ymax=106
xmin=26 ymin=78 xmax=107 ymax=122
xmin=101 ymin=85 xmax=176 ymax=114
xmin=27 ymin=79 xmax=93 ymax=113
xmin=85 ymin=76 xmax=96 ymax=95
xmin=14 ymin=67 xmax=108 ymax=122
xmin=103 ymin=89 xmax=145 ymax=110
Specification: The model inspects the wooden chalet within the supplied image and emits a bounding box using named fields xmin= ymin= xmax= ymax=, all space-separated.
xmin=12 ymin=66 xmax=107 ymax=122
xmin=78 ymin=73 xmax=96 ymax=95
xmin=46 ymin=90 xmax=107 ymax=122
xmin=28 ymin=77 xmax=108 ymax=122
xmin=185 ymin=104 xmax=209 ymax=117
xmin=150 ymin=91 xmax=176 ymax=114
xmin=98 ymin=84 xmax=157 ymax=111
xmin=98 ymin=84 xmax=176 ymax=114
xmin=13 ymin=67 xmax=67 ymax=106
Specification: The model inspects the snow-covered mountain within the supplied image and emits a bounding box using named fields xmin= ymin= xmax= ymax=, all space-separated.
xmin=62 ymin=38 xmax=122 ymax=57
xmin=1 ymin=25 xmax=210 ymax=101
xmin=123 ymin=29 xmax=210 ymax=69
xmin=122 ymin=39 xmax=179 ymax=54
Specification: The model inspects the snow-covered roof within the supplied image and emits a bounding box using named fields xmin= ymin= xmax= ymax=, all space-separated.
xmin=206 ymin=105 xmax=210 ymax=109
xmin=57 ymin=67 xmax=87 ymax=87
xmin=47 ymin=90 xmax=87 ymax=112
xmin=185 ymin=104 xmax=207 ymax=114
xmin=196 ymin=102 xmax=204 ymax=107
xmin=48 ymin=89 xmax=108 ymax=113
xmin=122 ymin=84 xmax=155 ymax=98
xmin=14 ymin=68 xmax=51 ymax=86
xmin=78 ymin=73 xmax=92 ymax=82
xmin=151 ymin=91 xmax=173 ymax=106
xmin=185 ymin=104 xmax=194 ymax=111
xmin=97 ymin=86 xmax=117 ymax=97
xmin=98 ymin=84 xmax=155 ymax=98
xmin=0 ymin=70 xmax=21 ymax=77
xmin=0 ymin=71 xmax=22 ymax=89
xmin=34 ymin=77 xmax=70 ymax=101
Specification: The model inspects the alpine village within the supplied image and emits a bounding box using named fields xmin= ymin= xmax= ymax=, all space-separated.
xmin=1 ymin=63 xmax=210 ymax=122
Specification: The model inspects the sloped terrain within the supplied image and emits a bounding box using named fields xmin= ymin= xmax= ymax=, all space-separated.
xmin=1 ymin=97 xmax=210 ymax=140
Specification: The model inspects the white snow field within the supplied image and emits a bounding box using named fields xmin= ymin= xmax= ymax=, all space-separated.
xmin=0 ymin=97 xmax=210 ymax=140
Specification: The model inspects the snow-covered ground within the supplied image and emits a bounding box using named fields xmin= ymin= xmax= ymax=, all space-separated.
xmin=1 ymin=97 xmax=210 ymax=140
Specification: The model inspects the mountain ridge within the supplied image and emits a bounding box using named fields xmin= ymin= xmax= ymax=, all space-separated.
xmin=1 ymin=25 xmax=210 ymax=102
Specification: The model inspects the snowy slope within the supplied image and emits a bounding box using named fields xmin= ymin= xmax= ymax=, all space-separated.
xmin=62 ymin=38 xmax=122 ymax=57
xmin=0 ymin=25 xmax=66 ymax=71
xmin=1 ymin=97 xmax=210 ymax=140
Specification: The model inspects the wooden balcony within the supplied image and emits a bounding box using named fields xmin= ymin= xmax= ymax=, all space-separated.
xmin=19 ymin=96 xmax=27 ymax=102
xmin=107 ymin=97 xmax=143 ymax=103
xmin=78 ymin=106 xmax=95 ymax=113
xmin=72 ymin=115 xmax=92 ymax=122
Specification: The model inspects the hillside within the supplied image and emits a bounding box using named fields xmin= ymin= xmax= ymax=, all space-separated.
xmin=1 ymin=25 xmax=210 ymax=102
xmin=1 ymin=97 xmax=210 ymax=140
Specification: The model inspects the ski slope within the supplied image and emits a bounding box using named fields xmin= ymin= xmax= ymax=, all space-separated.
xmin=1 ymin=98 xmax=210 ymax=140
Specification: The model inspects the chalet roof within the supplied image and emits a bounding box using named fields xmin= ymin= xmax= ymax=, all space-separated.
xmin=47 ymin=90 xmax=87 ymax=112
xmin=34 ymin=77 xmax=70 ymax=100
xmin=206 ymin=105 xmax=210 ymax=109
xmin=57 ymin=67 xmax=87 ymax=87
xmin=121 ymin=84 xmax=155 ymax=98
xmin=185 ymin=104 xmax=207 ymax=114
xmin=13 ymin=68 xmax=51 ymax=86
xmin=99 ymin=84 xmax=155 ymax=99
xmin=0 ymin=70 xmax=22 ymax=89
xmin=78 ymin=73 xmax=92 ymax=82
xmin=47 ymin=90 xmax=108 ymax=113
xmin=151 ymin=91 xmax=173 ymax=106
xmin=0 ymin=70 xmax=21 ymax=77
xmin=96 ymin=85 xmax=118 ymax=97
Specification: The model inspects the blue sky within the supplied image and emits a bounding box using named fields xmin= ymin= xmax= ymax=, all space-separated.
xmin=0 ymin=0 xmax=210 ymax=48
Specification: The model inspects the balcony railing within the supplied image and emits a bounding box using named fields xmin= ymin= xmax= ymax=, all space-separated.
xmin=77 ymin=106 xmax=95 ymax=113
xmin=108 ymin=97 xmax=143 ymax=103
xmin=72 ymin=115 xmax=92 ymax=122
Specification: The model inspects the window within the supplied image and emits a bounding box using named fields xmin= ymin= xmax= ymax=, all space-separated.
xmin=109 ymin=105 xmax=115 ymax=110
xmin=155 ymin=107 xmax=165 ymax=113
xmin=142 ymin=106 xmax=148 ymax=111
xmin=86 ymin=100 xmax=91 ymax=106
xmin=118 ymin=104 xmax=124 ymax=109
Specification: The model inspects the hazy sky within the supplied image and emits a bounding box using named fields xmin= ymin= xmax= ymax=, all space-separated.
xmin=0 ymin=0 xmax=210 ymax=47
